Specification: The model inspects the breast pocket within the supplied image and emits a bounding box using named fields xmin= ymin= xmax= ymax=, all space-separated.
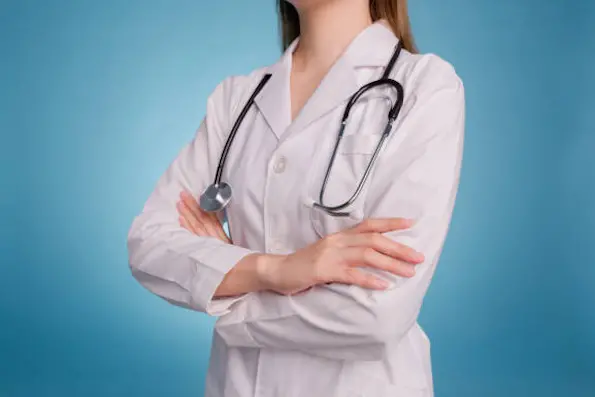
xmin=303 ymin=133 xmax=381 ymax=238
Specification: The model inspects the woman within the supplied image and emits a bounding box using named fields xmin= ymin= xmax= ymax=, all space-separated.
xmin=127 ymin=0 xmax=465 ymax=396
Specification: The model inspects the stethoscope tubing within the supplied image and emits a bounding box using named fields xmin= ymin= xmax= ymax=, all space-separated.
xmin=202 ymin=40 xmax=404 ymax=216
xmin=315 ymin=72 xmax=404 ymax=216
xmin=213 ymin=73 xmax=272 ymax=185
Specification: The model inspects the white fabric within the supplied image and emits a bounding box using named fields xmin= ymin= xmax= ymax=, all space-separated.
xmin=127 ymin=20 xmax=465 ymax=397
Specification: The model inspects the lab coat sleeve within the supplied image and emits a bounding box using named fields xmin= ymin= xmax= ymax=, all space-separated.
xmin=214 ymin=57 xmax=465 ymax=361
xmin=127 ymin=76 xmax=259 ymax=316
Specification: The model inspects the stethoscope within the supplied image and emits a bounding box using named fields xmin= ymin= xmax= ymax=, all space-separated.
xmin=200 ymin=40 xmax=404 ymax=217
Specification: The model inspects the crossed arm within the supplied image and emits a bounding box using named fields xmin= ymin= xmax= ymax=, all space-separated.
xmin=127 ymin=65 xmax=464 ymax=361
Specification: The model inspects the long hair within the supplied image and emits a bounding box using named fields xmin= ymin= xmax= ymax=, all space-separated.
xmin=277 ymin=0 xmax=418 ymax=53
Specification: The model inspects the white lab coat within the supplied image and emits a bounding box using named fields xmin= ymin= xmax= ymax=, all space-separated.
xmin=127 ymin=20 xmax=465 ymax=397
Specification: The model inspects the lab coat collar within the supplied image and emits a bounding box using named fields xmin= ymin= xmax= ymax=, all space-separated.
xmin=255 ymin=19 xmax=400 ymax=142
xmin=344 ymin=19 xmax=400 ymax=68
xmin=254 ymin=40 xmax=295 ymax=142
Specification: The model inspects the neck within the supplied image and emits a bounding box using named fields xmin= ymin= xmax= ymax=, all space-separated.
xmin=292 ymin=0 xmax=372 ymax=73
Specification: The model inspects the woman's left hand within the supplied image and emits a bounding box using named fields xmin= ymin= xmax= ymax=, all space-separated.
xmin=176 ymin=190 xmax=231 ymax=244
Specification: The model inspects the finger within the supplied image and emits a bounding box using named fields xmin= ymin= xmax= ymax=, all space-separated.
xmin=215 ymin=224 xmax=231 ymax=243
xmin=342 ymin=247 xmax=417 ymax=278
xmin=205 ymin=212 xmax=228 ymax=241
xmin=345 ymin=218 xmax=415 ymax=234
xmin=177 ymin=201 xmax=208 ymax=236
xmin=331 ymin=267 xmax=390 ymax=290
xmin=181 ymin=190 xmax=222 ymax=231
xmin=342 ymin=232 xmax=424 ymax=264
xmin=179 ymin=192 xmax=230 ymax=242
xmin=179 ymin=216 xmax=194 ymax=233
xmin=187 ymin=213 xmax=208 ymax=236
xmin=180 ymin=190 xmax=204 ymax=220
xmin=180 ymin=191 xmax=228 ymax=240
xmin=196 ymin=208 xmax=224 ymax=239
xmin=205 ymin=211 xmax=229 ymax=241
xmin=178 ymin=199 xmax=203 ymax=230
xmin=181 ymin=190 xmax=221 ymax=227
xmin=176 ymin=201 xmax=195 ymax=232
xmin=207 ymin=215 xmax=230 ymax=242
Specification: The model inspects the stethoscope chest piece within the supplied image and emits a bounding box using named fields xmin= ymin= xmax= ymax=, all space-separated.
xmin=200 ymin=182 xmax=232 ymax=213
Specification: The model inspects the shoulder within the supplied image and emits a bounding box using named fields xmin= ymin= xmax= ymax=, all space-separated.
xmin=382 ymin=51 xmax=466 ymax=152
xmin=395 ymin=51 xmax=464 ymax=98
xmin=205 ymin=66 xmax=270 ymax=129
xmin=388 ymin=51 xmax=465 ymax=136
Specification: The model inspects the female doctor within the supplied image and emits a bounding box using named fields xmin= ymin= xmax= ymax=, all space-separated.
xmin=127 ymin=0 xmax=465 ymax=396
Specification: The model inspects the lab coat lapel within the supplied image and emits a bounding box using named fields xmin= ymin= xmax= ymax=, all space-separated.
xmin=255 ymin=21 xmax=399 ymax=143
xmin=283 ymin=21 xmax=398 ymax=141
xmin=286 ymin=55 xmax=359 ymax=140
xmin=254 ymin=43 xmax=294 ymax=141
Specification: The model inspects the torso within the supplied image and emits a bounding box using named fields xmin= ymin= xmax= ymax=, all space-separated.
xmin=203 ymin=21 xmax=463 ymax=397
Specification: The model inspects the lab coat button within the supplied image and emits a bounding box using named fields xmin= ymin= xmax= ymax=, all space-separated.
xmin=273 ymin=156 xmax=287 ymax=173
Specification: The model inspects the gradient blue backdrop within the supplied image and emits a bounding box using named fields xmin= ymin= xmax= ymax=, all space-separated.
xmin=2 ymin=1 xmax=594 ymax=396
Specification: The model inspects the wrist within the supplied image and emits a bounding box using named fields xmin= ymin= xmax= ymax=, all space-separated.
xmin=254 ymin=253 xmax=286 ymax=291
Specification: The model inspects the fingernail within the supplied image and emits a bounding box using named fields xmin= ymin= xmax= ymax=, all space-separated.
xmin=416 ymin=252 xmax=425 ymax=261
xmin=375 ymin=279 xmax=390 ymax=289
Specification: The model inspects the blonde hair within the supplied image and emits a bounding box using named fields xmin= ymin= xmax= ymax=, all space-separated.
xmin=277 ymin=0 xmax=418 ymax=53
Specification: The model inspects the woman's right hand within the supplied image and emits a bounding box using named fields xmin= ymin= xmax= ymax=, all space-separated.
xmin=258 ymin=218 xmax=425 ymax=296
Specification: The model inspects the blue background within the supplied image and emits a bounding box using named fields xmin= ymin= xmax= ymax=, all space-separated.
xmin=1 ymin=1 xmax=594 ymax=396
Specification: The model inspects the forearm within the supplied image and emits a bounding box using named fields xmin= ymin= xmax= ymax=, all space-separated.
xmin=213 ymin=253 xmax=272 ymax=298
xmin=127 ymin=213 xmax=260 ymax=311
xmin=213 ymin=221 xmax=446 ymax=361
xmin=215 ymin=284 xmax=393 ymax=361
xmin=212 ymin=249 xmax=399 ymax=361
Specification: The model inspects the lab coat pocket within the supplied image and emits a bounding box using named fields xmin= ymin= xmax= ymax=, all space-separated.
xmin=304 ymin=134 xmax=380 ymax=238
xmin=339 ymin=133 xmax=381 ymax=155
